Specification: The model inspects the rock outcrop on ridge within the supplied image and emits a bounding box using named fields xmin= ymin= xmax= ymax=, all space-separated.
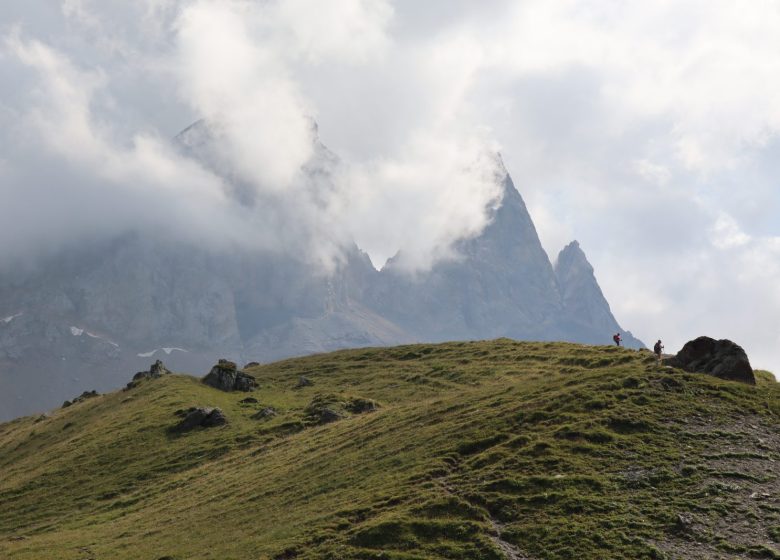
xmin=127 ymin=360 xmax=171 ymax=389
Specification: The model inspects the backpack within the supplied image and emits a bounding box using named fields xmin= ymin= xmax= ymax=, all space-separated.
xmin=613 ymin=334 xmax=620 ymax=343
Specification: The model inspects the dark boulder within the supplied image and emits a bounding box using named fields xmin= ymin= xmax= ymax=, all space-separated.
xmin=173 ymin=407 xmax=227 ymax=431
xmin=239 ymin=397 xmax=259 ymax=404
xmin=664 ymin=336 xmax=755 ymax=385
xmin=203 ymin=359 xmax=257 ymax=392
xmin=244 ymin=361 xmax=260 ymax=369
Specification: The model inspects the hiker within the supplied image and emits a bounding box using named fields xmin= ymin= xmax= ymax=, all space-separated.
xmin=654 ymin=340 xmax=664 ymax=362
xmin=613 ymin=332 xmax=622 ymax=346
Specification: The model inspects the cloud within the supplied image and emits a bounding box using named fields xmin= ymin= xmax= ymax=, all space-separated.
xmin=418 ymin=0 xmax=780 ymax=372
xmin=174 ymin=0 xmax=316 ymax=191
xmin=0 ymin=32 xmax=249 ymax=268
xmin=171 ymin=0 xmax=504 ymax=270
xmin=0 ymin=0 xmax=505 ymax=273
xmin=487 ymin=0 xmax=780 ymax=174
xmin=1 ymin=0 xmax=780 ymax=374
xmin=340 ymin=128 xmax=504 ymax=269
xmin=270 ymin=0 xmax=392 ymax=62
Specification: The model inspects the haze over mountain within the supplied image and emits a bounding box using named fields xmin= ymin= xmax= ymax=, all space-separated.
xmin=2 ymin=0 xmax=780 ymax=384
xmin=0 ymin=123 xmax=640 ymax=421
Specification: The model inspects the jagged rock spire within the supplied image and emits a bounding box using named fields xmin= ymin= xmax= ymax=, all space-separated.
xmin=555 ymin=240 xmax=643 ymax=348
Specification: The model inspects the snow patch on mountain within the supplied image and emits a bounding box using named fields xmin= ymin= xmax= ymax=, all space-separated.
xmin=1 ymin=312 xmax=23 ymax=324
xmin=70 ymin=326 xmax=120 ymax=348
xmin=137 ymin=347 xmax=189 ymax=358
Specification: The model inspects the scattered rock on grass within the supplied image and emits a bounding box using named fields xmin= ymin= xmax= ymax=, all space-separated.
xmin=304 ymin=395 xmax=345 ymax=425
xmin=173 ymin=407 xmax=227 ymax=431
xmin=345 ymin=397 xmax=379 ymax=413
xmin=302 ymin=394 xmax=377 ymax=425
xmin=317 ymin=408 xmax=343 ymax=424
xmin=203 ymin=359 xmax=257 ymax=392
xmin=239 ymin=397 xmax=259 ymax=404
xmin=296 ymin=376 xmax=313 ymax=388
xmin=675 ymin=512 xmax=694 ymax=534
xmin=252 ymin=407 xmax=277 ymax=420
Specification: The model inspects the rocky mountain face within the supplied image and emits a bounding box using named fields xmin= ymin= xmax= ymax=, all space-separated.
xmin=0 ymin=237 xmax=403 ymax=421
xmin=0 ymin=125 xmax=642 ymax=421
xmin=368 ymin=173 xmax=564 ymax=342
xmin=555 ymin=240 xmax=643 ymax=347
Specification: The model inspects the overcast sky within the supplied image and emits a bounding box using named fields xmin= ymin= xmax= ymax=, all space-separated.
xmin=1 ymin=1 xmax=779 ymax=373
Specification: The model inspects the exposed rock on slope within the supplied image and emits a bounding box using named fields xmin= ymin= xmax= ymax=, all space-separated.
xmin=202 ymin=360 xmax=257 ymax=392
xmin=665 ymin=336 xmax=755 ymax=384
xmin=173 ymin=407 xmax=227 ymax=431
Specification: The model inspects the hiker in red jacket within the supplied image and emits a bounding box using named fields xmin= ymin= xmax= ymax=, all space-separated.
xmin=613 ymin=332 xmax=622 ymax=346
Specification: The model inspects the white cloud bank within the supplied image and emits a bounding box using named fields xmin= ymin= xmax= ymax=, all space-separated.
xmin=1 ymin=0 xmax=779 ymax=372
xmin=0 ymin=0 xmax=504 ymax=271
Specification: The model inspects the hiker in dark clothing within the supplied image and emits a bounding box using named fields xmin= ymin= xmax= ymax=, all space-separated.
xmin=654 ymin=340 xmax=664 ymax=362
xmin=613 ymin=332 xmax=622 ymax=346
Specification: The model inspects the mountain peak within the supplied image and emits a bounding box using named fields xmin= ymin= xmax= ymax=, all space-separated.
xmin=555 ymin=240 xmax=591 ymax=273
xmin=561 ymin=239 xmax=581 ymax=252
xmin=555 ymin=241 xmax=644 ymax=348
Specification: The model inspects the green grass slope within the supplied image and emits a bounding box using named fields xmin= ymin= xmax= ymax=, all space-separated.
xmin=1 ymin=340 xmax=779 ymax=560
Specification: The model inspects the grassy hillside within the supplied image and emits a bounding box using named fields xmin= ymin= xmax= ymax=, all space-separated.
xmin=1 ymin=339 xmax=779 ymax=560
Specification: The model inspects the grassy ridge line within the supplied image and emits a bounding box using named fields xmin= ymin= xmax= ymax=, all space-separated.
xmin=0 ymin=339 xmax=778 ymax=559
